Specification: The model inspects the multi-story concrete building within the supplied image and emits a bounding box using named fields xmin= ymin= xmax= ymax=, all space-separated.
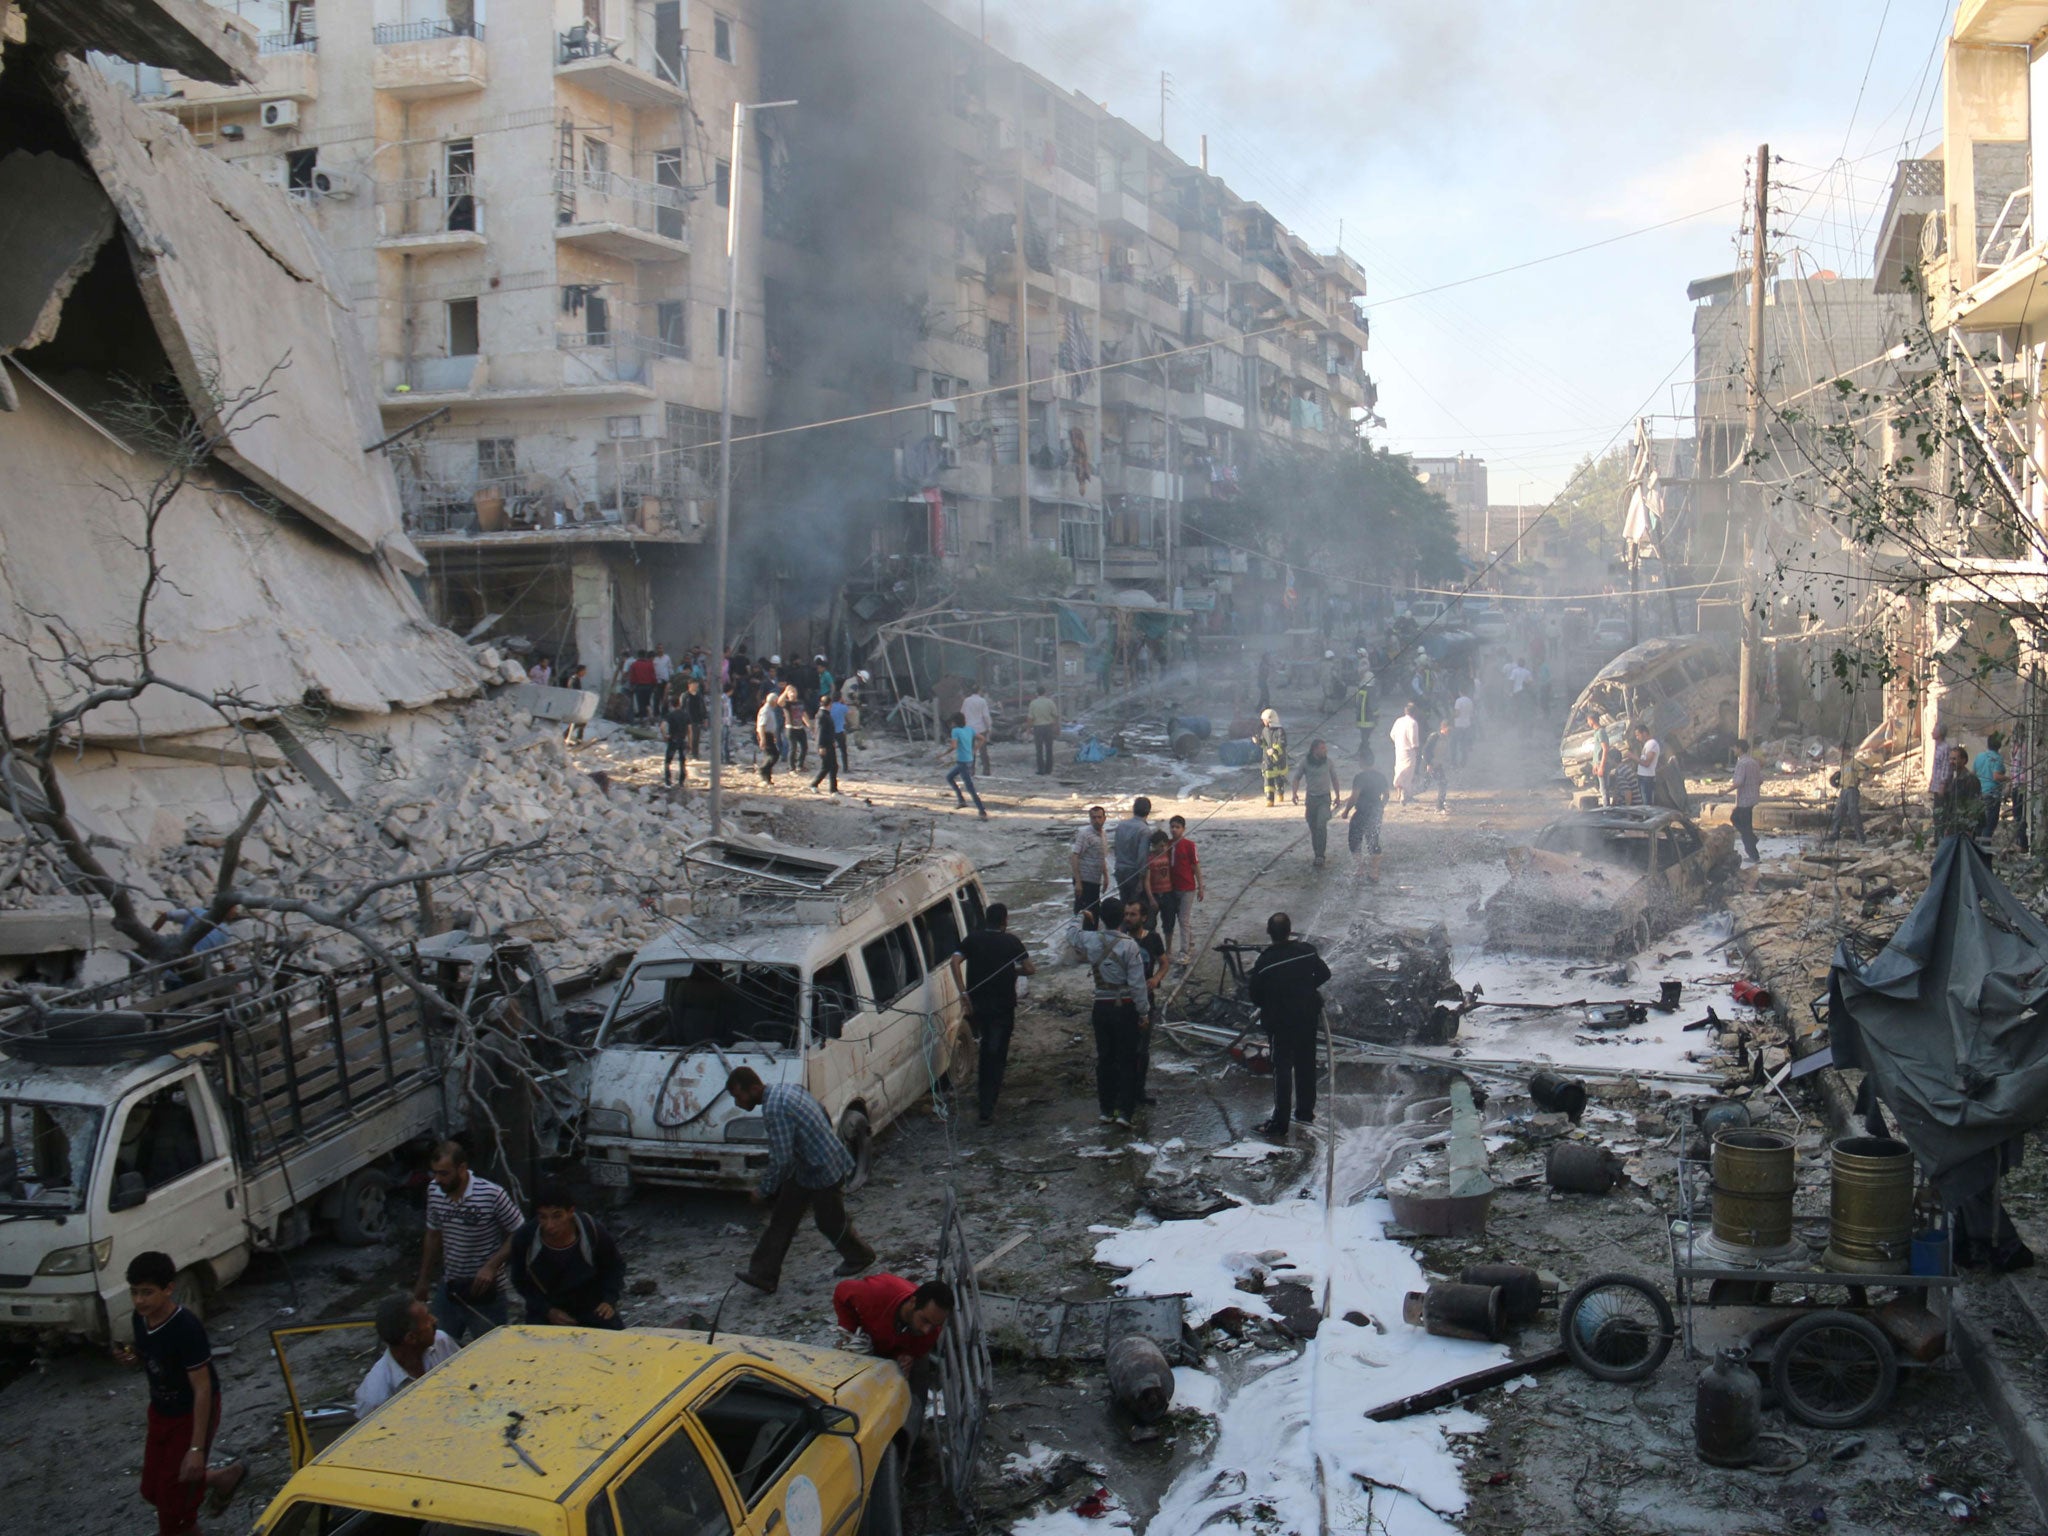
xmin=126 ymin=0 xmax=768 ymax=680
xmin=1410 ymin=454 xmax=1488 ymax=555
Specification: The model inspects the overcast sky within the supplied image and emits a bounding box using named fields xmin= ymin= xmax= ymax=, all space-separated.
xmin=952 ymin=0 xmax=1955 ymax=501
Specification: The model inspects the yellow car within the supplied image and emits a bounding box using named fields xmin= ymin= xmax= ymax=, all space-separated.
xmin=250 ymin=1324 xmax=913 ymax=1536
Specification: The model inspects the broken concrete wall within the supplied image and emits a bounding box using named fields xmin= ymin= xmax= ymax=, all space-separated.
xmin=51 ymin=57 xmax=425 ymax=571
xmin=0 ymin=383 xmax=481 ymax=740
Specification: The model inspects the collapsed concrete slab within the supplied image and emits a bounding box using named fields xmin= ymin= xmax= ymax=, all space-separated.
xmin=0 ymin=149 xmax=113 ymax=352
xmin=51 ymin=57 xmax=425 ymax=571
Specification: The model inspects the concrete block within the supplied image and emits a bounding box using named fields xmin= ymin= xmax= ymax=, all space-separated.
xmin=0 ymin=150 xmax=115 ymax=351
xmin=506 ymin=684 xmax=598 ymax=724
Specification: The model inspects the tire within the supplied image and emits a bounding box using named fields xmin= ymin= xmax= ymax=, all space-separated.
xmin=839 ymin=1109 xmax=874 ymax=1196
xmin=333 ymin=1168 xmax=391 ymax=1246
xmin=1771 ymin=1309 xmax=1898 ymax=1429
xmin=859 ymin=1443 xmax=903 ymax=1536
xmin=172 ymin=1267 xmax=209 ymax=1324
xmin=1559 ymin=1272 xmax=1674 ymax=1383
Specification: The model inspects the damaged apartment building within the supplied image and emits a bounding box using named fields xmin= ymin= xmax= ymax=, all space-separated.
xmin=108 ymin=0 xmax=1376 ymax=670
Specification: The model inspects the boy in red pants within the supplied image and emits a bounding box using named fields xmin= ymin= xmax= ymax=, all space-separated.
xmin=115 ymin=1251 xmax=245 ymax=1534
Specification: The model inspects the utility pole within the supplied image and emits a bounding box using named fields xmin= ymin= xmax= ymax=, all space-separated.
xmin=1158 ymin=70 xmax=1169 ymax=144
xmin=707 ymin=97 xmax=796 ymax=838
xmin=1015 ymin=61 xmax=1031 ymax=551
xmin=1736 ymin=142 xmax=1769 ymax=744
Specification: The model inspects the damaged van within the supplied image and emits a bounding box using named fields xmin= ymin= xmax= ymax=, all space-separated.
xmin=1559 ymin=634 xmax=1737 ymax=788
xmin=576 ymin=837 xmax=982 ymax=1195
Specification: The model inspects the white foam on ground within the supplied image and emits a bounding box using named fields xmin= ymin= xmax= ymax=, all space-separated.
xmin=1207 ymin=1138 xmax=1294 ymax=1161
xmin=1090 ymin=1194 xmax=1499 ymax=1535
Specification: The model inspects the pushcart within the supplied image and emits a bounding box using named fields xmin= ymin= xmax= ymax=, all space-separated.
xmin=1556 ymin=1123 xmax=1955 ymax=1429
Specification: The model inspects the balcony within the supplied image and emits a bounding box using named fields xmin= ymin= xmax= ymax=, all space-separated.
xmin=1099 ymin=271 xmax=1179 ymax=333
xmin=557 ymin=329 xmax=683 ymax=387
xmin=374 ymin=176 xmax=485 ymax=252
xmin=555 ymin=24 xmax=686 ymax=108
xmin=554 ymin=170 xmax=690 ymax=261
xmin=372 ymin=20 xmax=486 ymax=99
xmin=994 ymin=461 xmax=1097 ymax=506
xmin=1101 ymin=459 xmax=1180 ymax=501
xmin=1172 ymin=386 xmax=1245 ymax=430
xmin=992 ymin=250 xmax=1097 ymax=309
xmin=401 ymin=474 xmax=702 ymax=545
xmin=1098 ymin=182 xmax=1149 ymax=237
xmin=1102 ymin=372 xmax=1166 ymax=413
xmin=379 ymin=339 xmax=673 ymax=409
xmin=1874 ymin=159 xmax=1943 ymax=295
xmin=1103 ymin=544 xmax=1167 ymax=580
xmin=155 ymin=35 xmax=316 ymax=115
xmin=1177 ymin=226 xmax=1241 ymax=280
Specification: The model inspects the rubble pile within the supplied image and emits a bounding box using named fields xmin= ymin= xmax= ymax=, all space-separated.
xmin=1326 ymin=915 xmax=1461 ymax=1045
xmin=3 ymin=696 xmax=706 ymax=972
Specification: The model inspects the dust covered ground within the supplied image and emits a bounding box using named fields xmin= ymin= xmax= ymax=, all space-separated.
xmin=0 ymin=644 xmax=2031 ymax=1534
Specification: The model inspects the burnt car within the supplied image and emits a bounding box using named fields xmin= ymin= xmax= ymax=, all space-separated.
xmin=1483 ymin=805 xmax=1738 ymax=958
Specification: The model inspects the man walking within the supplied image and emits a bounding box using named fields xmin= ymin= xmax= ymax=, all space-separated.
xmin=962 ymin=683 xmax=994 ymax=776
xmin=508 ymin=1180 xmax=628 ymax=1329
xmin=1354 ymin=672 xmax=1376 ymax=757
xmin=626 ymin=650 xmax=660 ymax=721
xmin=1112 ymin=796 xmax=1153 ymax=908
xmin=755 ymin=690 xmax=785 ymax=784
xmin=833 ymin=1275 xmax=953 ymax=1443
xmin=682 ymin=677 xmax=708 ymax=760
xmin=811 ymin=692 xmax=843 ymax=794
xmin=1389 ymin=701 xmax=1422 ymax=804
xmin=1974 ymin=731 xmax=2009 ymax=840
xmin=413 ymin=1141 xmax=522 ymax=1341
xmin=1420 ymin=718 xmax=1453 ymax=812
xmin=1729 ymin=739 xmax=1764 ymax=862
xmin=950 ymin=903 xmax=1035 ymax=1125
xmin=1452 ymin=688 xmax=1475 ymax=767
xmin=1071 ymin=804 xmax=1109 ymax=914
xmin=728 ymin=1067 xmax=876 ymax=1294
xmin=1343 ymin=747 xmax=1390 ymax=884
xmin=1247 ymin=913 xmax=1331 ymax=1141
xmin=939 ymin=711 xmax=989 ymax=818
xmin=1258 ymin=710 xmax=1291 ymax=807
xmin=1075 ymin=898 xmax=1149 ymax=1127
xmin=662 ymin=693 xmax=691 ymax=788
xmin=1165 ymin=814 xmax=1205 ymax=966
xmin=1293 ymin=738 xmax=1341 ymax=868
xmin=117 ymin=1250 xmax=248 ymax=1533
xmin=353 ymin=1295 xmax=458 ymax=1419
xmin=1028 ymin=686 xmax=1060 ymax=775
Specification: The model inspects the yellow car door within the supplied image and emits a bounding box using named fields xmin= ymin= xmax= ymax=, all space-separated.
xmin=691 ymin=1371 xmax=865 ymax=1536
xmin=588 ymin=1413 xmax=745 ymax=1536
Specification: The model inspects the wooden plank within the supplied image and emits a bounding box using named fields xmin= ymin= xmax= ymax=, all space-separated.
xmin=251 ymin=1039 xmax=428 ymax=1105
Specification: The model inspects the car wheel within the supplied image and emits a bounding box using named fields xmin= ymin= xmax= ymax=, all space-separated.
xmin=334 ymin=1167 xmax=391 ymax=1246
xmin=172 ymin=1266 xmax=209 ymax=1324
xmin=859 ymin=1444 xmax=903 ymax=1536
xmin=839 ymin=1108 xmax=874 ymax=1195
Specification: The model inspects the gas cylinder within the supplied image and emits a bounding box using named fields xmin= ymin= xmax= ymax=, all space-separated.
xmin=1695 ymin=1345 xmax=1761 ymax=1467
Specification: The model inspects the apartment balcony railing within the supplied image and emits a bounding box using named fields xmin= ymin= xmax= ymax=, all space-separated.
xmin=553 ymin=169 xmax=689 ymax=257
xmin=374 ymin=175 xmax=482 ymax=245
xmin=400 ymin=473 xmax=690 ymax=537
xmin=374 ymin=18 xmax=484 ymax=44
xmin=258 ymin=32 xmax=317 ymax=53
xmin=557 ymin=328 xmax=685 ymax=386
xmin=556 ymin=23 xmax=687 ymax=104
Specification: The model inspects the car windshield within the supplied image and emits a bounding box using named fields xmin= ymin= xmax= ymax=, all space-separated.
xmin=0 ymin=1100 xmax=101 ymax=1213
xmin=598 ymin=960 xmax=803 ymax=1053
xmin=268 ymin=1505 xmax=537 ymax=1536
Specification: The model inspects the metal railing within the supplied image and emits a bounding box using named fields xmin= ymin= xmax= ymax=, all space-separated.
xmin=373 ymin=18 xmax=484 ymax=45
xmin=552 ymin=169 xmax=689 ymax=242
xmin=376 ymin=175 xmax=480 ymax=236
xmin=258 ymin=32 xmax=317 ymax=53
xmin=1981 ymin=185 xmax=2033 ymax=269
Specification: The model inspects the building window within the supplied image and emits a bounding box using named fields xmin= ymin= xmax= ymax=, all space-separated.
xmin=656 ymin=299 xmax=687 ymax=356
xmin=583 ymin=137 xmax=610 ymax=182
xmin=713 ymin=13 xmax=734 ymax=61
xmin=584 ymin=292 xmax=609 ymax=344
xmin=716 ymin=306 xmax=731 ymax=358
xmin=477 ymin=438 xmax=516 ymax=480
xmin=285 ymin=147 xmax=317 ymax=193
xmin=714 ymin=159 xmax=730 ymax=208
xmin=447 ymin=298 xmax=479 ymax=357
xmin=444 ymin=138 xmax=477 ymax=232
xmin=1060 ymin=513 xmax=1102 ymax=562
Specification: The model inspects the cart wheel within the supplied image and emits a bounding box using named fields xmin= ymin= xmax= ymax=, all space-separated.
xmin=1772 ymin=1309 xmax=1897 ymax=1429
xmin=1560 ymin=1272 xmax=1675 ymax=1383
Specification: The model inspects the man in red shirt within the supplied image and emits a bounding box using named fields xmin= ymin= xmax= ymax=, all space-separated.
xmin=832 ymin=1273 xmax=953 ymax=1441
xmin=1165 ymin=814 xmax=1205 ymax=967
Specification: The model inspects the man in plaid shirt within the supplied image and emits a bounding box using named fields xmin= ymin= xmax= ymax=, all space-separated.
xmin=727 ymin=1068 xmax=876 ymax=1294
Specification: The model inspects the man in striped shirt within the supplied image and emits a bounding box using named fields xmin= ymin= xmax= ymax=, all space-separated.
xmin=412 ymin=1141 xmax=522 ymax=1341
xmin=727 ymin=1069 xmax=876 ymax=1295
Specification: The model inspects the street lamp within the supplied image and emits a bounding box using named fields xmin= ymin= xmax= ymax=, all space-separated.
xmin=707 ymin=98 xmax=797 ymax=838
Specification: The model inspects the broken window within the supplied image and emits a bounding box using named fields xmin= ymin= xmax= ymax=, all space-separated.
xmin=446 ymin=297 xmax=480 ymax=357
xmin=713 ymin=13 xmax=734 ymax=61
xmin=658 ymin=963 xmax=799 ymax=1050
xmin=477 ymin=437 xmax=517 ymax=480
xmin=653 ymin=1 xmax=683 ymax=84
xmin=583 ymin=137 xmax=611 ymax=183
xmin=606 ymin=1421 xmax=732 ymax=1536
xmin=285 ymin=147 xmax=317 ymax=193
xmin=654 ymin=148 xmax=684 ymax=239
xmin=914 ymin=898 xmax=961 ymax=968
xmin=714 ymin=158 xmax=730 ymax=208
xmin=0 ymin=1101 xmax=101 ymax=1212
xmin=585 ymin=291 xmax=609 ymax=344
xmin=959 ymin=881 xmax=986 ymax=932
xmin=697 ymin=1378 xmax=812 ymax=1505
xmin=112 ymin=1083 xmax=208 ymax=1196
xmin=811 ymin=957 xmax=856 ymax=1040
xmin=444 ymin=138 xmax=477 ymax=231
xmin=656 ymin=299 xmax=687 ymax=356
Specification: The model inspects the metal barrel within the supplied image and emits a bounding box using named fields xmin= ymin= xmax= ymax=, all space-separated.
xmin=1529 ymin=1070 xmax=1589 ymax=1123
xmin=1459 ymin=1263 xmax=1545 ymax=1324
xmin=1710 ymin=1129 xmax=1796 ymax=1250
xmin=1824 ymin=1136 xmax=1915 ymax=1274
xmin=1403 ymin=1282 xmax=1507 ymax=1342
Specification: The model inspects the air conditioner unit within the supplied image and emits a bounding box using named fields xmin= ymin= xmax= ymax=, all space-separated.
xmin=261 ymin=100 xmax=300 ymax=130
xmin=938 ymin=444 xmax=960 ymax=469
xmin=310 ymin=168 xmax=359 ymax=200
xmin=1122 ymin=248 xmax=1140 ymax=265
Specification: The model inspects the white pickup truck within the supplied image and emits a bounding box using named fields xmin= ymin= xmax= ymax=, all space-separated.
xmin=0 ymin=937 xmax=560 ymax=1343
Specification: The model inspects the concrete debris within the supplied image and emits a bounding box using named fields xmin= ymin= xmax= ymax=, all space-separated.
xmin=0 ymin=150 xmax=114 ymax=353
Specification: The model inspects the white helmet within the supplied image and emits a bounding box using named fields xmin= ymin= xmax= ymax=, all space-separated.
xmin=858 ymin=669 xmax=871 ymax=682
xmin=1324 ymin=650 xmax=1335 ymax=660
xmin=1261 ymin=708 xmax=1280 ymax=727
xmin=814 ymin=654 xmax=826 ymax=663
